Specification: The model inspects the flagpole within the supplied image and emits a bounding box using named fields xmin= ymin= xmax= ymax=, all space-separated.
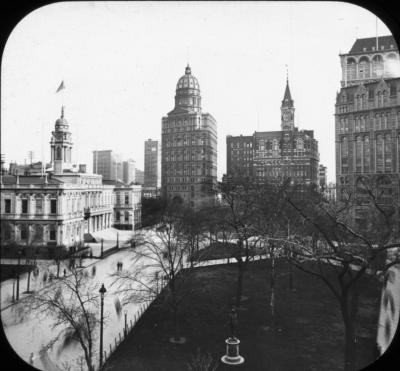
xmin=376 ymin=16 xmax=378 ymax=50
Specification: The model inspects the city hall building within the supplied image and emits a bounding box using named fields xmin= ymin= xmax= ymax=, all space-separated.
xmin=1 ymin=107 xmax=141 ymax=251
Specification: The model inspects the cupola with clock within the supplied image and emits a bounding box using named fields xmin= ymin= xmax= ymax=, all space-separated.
xmin=281 ymin=77 xmax=295 ymax=131
xmin=50 ymin=106 xmax=73 ymax=175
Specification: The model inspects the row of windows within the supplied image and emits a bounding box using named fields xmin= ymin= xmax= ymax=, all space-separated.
xmin=341 ymin=135 xmax=398 ymax=173
xmin=339 ymin=112 xmax=400 ymax=133
xmin=3 ymin=199 xmax=57 ymax=214
xmin=5 ymin=224 xmax=57 ymax=242
xmin=115 ymin=211 xmax=130 ymax=222
xmin=164 ymin=138 xmax=209 ymax=147
xmin=230 ymin=142 xmax=253 ymax=149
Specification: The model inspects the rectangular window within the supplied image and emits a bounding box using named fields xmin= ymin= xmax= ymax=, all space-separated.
xmin=50 ymin=199 xmax=57 ymax=214
xmin=21 ymin=225 xmax=27 ymax=240
xmin=22 ymin=199 xmax=28 ymax=214
xmin=125 ymin=193 xmax=129 ymax=205
xmin=125 ymin=212 xmax=129 ymax=222
xmin=5 ymin=199 xmax=11 ymax=213
xmin=36 ymin=198 xmax=42 ymax=214
xmin=49 ymin=226 xmax=56 ymax=241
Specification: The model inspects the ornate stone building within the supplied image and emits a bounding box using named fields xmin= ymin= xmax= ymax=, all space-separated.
xmin=103 ymin=180 xmax=142 ymax=230
xmin=335 ymin=35 xmax=400 ymax=212
xmin=161 ymin=65 xmax=217 ymax=208
xmin=226 ymin=78 xmax=319 ymax=188
xmin=1 ymin=107 xmax=142 ymax=251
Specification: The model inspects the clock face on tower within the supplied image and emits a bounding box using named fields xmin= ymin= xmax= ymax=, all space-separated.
xmin=283 ymin=111 xmax=291 ymax=121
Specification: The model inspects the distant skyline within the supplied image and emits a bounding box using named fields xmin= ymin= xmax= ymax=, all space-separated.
xmin=1 ymin=1 xmax=393 ymax=182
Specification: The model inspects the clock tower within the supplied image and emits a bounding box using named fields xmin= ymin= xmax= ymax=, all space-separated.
xmin=281 ymin=78 xmax=295 ymax=131
xmin=50 ymin=106 xmax=73 ymax=175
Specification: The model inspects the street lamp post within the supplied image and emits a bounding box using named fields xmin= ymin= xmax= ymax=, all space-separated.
xmin=124 ymin=310 xmax=128 ymax=337
xmin=16 ymin=250 xmax=22 ymax=300
xmin=101 ymin=238 xmax=104 ymax=258
xmin=99 ymin=283 xmax=107 ymax=367
xmin=12 ymin=269 xmax=16 ymax=302
xmin=116 ymin=232 xmax=119 ymax=249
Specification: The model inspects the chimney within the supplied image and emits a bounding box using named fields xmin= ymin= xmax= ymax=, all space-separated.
xmin=79 ymin=164 xmax=87 ymax=173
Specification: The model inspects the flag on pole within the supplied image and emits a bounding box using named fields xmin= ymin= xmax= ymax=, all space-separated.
xmin=56 ymin=81 xmax=65 ymax=93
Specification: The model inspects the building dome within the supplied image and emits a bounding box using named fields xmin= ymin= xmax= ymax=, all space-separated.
xmin=55 ymin=106 xmax=69 ymax=129
xmin=176 ymin=65 xmax=200 ymax=91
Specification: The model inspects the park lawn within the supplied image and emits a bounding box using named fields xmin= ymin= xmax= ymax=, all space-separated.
xmin=103 ymin=259 xmax=380 ymax=371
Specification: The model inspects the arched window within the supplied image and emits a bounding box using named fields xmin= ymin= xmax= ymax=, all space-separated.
xmin=358 ymin=56 xmax=370 ymax=79
xmin=347 ymin=58 xmax=357 ymax=81
xmin=361 ymin=94 xmax=367 ymax=109
xmin=363 ymin=136 xmax=370 ymax=172
xmin=386 ymin=53 xmax=399 ymax=77
xmin=372 ymin=55 xmax=384 ymax=77
xmin=361 ymin=116 xmax=366 ymax=131
xmin=355 ymin=116 xmax=360 ymax=132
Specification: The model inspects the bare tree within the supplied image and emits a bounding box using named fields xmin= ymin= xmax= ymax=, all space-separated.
xmin=28 ymin=267 xmax=100 ymax=371
xmin=285 ymin=184 xmax=400 ymax=371
xmin=111 ymin=203 xmax=194 ymax=343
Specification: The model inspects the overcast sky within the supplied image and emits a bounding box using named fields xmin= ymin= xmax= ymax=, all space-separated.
xmin=1 ymin=1 xmax=392 ymax=182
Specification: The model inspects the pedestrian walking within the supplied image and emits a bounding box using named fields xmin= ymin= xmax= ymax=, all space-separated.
xmin=120 ymin=262 xmax=123 ymax=270
xmin=63 ymin=268 xmax=66 ymax=277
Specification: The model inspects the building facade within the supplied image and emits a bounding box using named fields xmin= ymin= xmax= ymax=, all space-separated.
xmin=318 ymin=164 xmax=327 ymax=191
xmin=103 ymin=180 xmax=142 ymax=230
xmin=161 ymin=65 xmax=217 ymax=208
xmin=335 ymin=35 xmax=400 ymax=210
xmin=226 ymin=78 xmax=319 ymax=188
xmin=135 ymin=169 xmax=144 ymax=185
xmin=122 ymin=159 xmax=136 ymax=184
xmin=92 ymin=150 xmax=121 ymax=181
xmin=1 ymin=107 xmax=142 ymax=251
xmin=144 ymin=139 xmax=160 ymax=188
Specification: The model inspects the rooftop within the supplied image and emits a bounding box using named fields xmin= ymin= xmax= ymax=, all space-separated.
xmin=348 ymin=35 xmax=398 ymax=54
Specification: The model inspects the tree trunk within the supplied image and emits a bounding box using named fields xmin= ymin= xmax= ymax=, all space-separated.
xmin=235 ymin=262 xmax=245 ymax=308
xmin=288 ymin=259 xmax=293 ymax=291
xmin=26 ymin=269 xmax=31 ymax=293
xmin=270 ymin=253 xmax=275 ymax=329
xmin=341 ymin=292 xmax=358 ymax=371
xmin=173 ymin=305 xmax=180 ymax=341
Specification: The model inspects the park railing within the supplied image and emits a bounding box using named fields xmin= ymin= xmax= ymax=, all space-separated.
xmin=96 ymin=294 xmax=158 ymax=371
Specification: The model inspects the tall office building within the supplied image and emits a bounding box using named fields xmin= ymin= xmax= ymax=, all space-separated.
xmin=144 ymin=139 xmax=160 ymax=187
xmin=335 ymin=35 xmax=400 ymax=213
xmin=122 ymin=159 xmax=136 ymax=184
xmin=226 ymin=78 xmax=319 ymax=188
xmin=92 ymin=150 xmax=121 ymax=181
xmin=318 ymin=164 xmax=327 ymax=190
xmin=161 ymin=65 xmax=217 ymax=208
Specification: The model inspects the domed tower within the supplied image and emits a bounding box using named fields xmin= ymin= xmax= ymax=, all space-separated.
xmin=174 ymin=64 xmax=202 ymax=113
xmin=50 ymin=106 xmax=73 ymax=175
xmin=281 ymin=77 xmax=295 ymax=131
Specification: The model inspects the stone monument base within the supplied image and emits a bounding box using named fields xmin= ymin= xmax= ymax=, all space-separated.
xmin=221 ymin=337 xmax=244 ymax=365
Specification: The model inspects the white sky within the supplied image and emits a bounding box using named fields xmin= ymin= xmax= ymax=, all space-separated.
xmin=1 ymin=1 xmax=392 ymax=182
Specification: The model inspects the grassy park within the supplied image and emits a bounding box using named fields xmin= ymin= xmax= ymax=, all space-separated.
xmin=103 ymin=259 xmax=380 ymax=371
